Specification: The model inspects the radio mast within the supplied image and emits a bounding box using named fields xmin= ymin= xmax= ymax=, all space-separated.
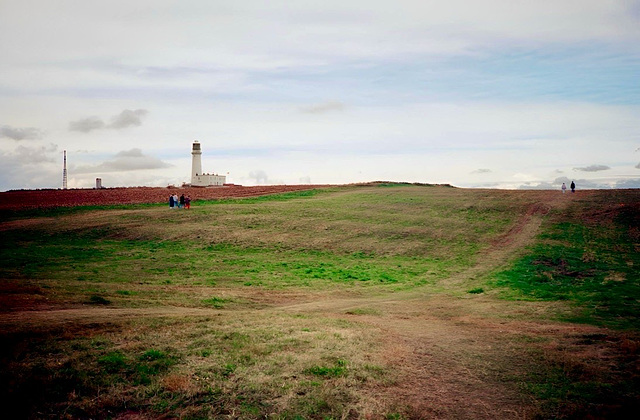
xmin=62 ymin=150 xmax=68 ymax=189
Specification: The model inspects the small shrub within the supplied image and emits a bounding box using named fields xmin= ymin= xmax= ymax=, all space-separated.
xmin=88 ymin=295 xmax=111 ymax=305
xmin=467 ymin=288 xmax=484 ymax=294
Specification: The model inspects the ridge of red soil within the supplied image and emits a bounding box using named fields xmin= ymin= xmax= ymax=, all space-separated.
xmin=0 ymin=185 xmax=330 ymax=211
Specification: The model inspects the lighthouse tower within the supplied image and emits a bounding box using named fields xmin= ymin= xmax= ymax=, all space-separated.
xmin=191 ymin=141 xmax=202 ymax=181
xmin=190 ymin=141 xmax=226 ymax=186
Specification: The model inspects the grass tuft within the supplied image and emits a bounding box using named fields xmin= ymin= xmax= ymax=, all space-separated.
xmin=88 ymin=295 xmax=111 ymax=305
xmin=306 ymin=360 xmax=348 ymax=378
xmin=202 ymin=296 xmax=229 ymax=308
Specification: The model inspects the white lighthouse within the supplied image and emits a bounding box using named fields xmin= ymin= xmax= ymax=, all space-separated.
xmin=191 ymin=141 xmax=226 ymax=186
xmin=191 ymin=141 xmax=202 ymax=180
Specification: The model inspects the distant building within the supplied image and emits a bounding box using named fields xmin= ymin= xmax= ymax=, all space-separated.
xmin=191 ymin=141 xmax=226 ymax=186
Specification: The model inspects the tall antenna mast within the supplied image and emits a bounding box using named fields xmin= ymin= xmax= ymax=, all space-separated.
xmin=62 ymin=150 xmax=68 ymax=189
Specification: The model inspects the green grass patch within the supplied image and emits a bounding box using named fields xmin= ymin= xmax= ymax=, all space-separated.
xmin=98 ymin=351 xmax=127 ymax=372
xmin=306 ymin=360 xmax=348 ymax=378
xmin=195 ymin=188 xmax=328 ymax=205
xmin=201 ymin=296 xmax=229 ymax=308
xmin=1 ymin=186 xmax=519 ymax=307
xmin=492 ymin=218 xmax=640 ymax=328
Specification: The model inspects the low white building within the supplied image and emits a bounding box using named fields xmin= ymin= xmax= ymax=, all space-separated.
xmin=191 ymin=141 xmax=226 ymax=186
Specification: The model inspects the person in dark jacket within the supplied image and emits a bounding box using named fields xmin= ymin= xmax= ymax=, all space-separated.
xmin=570 ymin=181 xmax=575 ymax=193
xmin=180 ymin=194 xmax=185 ymax=208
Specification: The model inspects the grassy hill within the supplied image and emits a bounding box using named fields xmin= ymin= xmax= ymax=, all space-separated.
xmin=1 ymin=184 xmax=639 ymax=418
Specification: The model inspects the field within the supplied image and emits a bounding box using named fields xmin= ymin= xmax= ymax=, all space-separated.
xmin=1 ymin=184 xmax=639 ymax=419
xmin=0 ymin=185 xmax=327 ymax=211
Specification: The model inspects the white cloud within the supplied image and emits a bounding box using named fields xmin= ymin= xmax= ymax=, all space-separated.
xmin=616 ymin=178 xmax=640 ymax=188
xmin=300 ymin=101 xmax=345 ymax=114
xmin=0 ymin=125 xmax=42 ymax=140
xmin=0 ymin=144 xmax=60 ymax=190
xmin=573 ymin=164 xmax=611 ymax=172
xmin=14 ymin=144 xmax=57 ymax=163
xmin=248 ymin=169 xmax=270 ymax=184
xmin=2 ymin=1 xmax=638 ymax=93
xmin=69 ymin=116 xmax=105 ymax=133
xmin=518 ymin=175 xmax=640 ymax=190
xmin=115 ymin=148 xmax=145 ymax=158
xmin=73 ymin=148 xmax=170 ymax=173
xmin=107 ymin=109 xmax=148 ymax=129
xmin=69 ymin=109 xmax=148 ymax=133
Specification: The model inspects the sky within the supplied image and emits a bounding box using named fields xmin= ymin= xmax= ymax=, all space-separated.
xmin=1 ymin=0 xmax=639 ymax=191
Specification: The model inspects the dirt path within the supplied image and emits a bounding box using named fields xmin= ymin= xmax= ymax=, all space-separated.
xmin=0 ymin=307 xmax=223 ymax=332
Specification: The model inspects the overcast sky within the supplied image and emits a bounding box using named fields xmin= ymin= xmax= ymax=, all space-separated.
xmin=1 ymin=0 xmax=639 ymax=191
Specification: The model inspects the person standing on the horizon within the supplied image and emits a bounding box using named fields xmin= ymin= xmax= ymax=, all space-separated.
xmin=179 ymin=194 xmax=185 ymax=209
xmin=173 ymin=193 xmax=179 ymax=208
xmin=570 ymin=181 xmax=575 ymax=193
xmin=169 ymin=194 xmax=175 ymax=209
xmin=185 ymin=195 xmax=191 ymax=209
xmin=561 ymin=183 xmax=567 ymax=193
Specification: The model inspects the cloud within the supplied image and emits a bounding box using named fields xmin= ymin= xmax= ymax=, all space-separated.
xmin=573 ymin=164 xmax=610 ymax=172
xmin=636 ymin=162 xmax=640 ymax=169
xmin=69 ymin=116 xmax=105 ymax=133
xmin=519 ymin=176 xmax=604 ymax=190
xmin=107 ymin=109 xmax=148 ymax=129
xmin=0 ymin=125 xmax=42 ymax=140
xmin=615 ymin=179 xmax=640 ymax=188
xmin=13 ymin=144 xmax=58 ymax=164
xmin=115 ymin=148 xmax=145 ymax=158
xmin=74 ymin=148 xmax=170 ymax=173
xmin=69 ymin=109 xmax=148 ymax=133
xmin=300 ymin=101 xmax=345 ymax=114
xmin=471 ymin=168 xmax=492 ymax=174
xmin=299 ymin=175 xmax=311 ymax=184
xmin=248 ymin=170 xmax=269 ymax=184
xmin=0 ymin=144 xmax=60 ymax=191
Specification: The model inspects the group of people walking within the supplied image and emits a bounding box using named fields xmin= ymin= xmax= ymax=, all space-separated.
xmin=561 ymin=181 xmax=576 ymax=193
xmin=169 ymin=193 xmax=191 ymax=209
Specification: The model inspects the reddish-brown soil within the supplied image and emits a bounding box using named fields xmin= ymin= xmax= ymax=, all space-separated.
xmin=0 ymin=184 xmax=329 ymax=211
